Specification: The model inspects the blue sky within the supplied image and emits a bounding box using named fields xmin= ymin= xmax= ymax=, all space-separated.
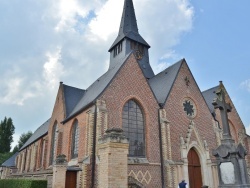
xmin=176 ymin=0 xmax=250 ymax=132
xmin=0 ymin=0 xmax=249 ymax=149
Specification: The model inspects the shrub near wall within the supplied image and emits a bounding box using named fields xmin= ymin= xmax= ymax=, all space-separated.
xmin=0 ymin=179 xmax=47 ymax=188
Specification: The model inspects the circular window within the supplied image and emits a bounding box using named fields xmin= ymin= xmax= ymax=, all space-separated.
xmin=183 ymin=98 xmax=197 ymax=118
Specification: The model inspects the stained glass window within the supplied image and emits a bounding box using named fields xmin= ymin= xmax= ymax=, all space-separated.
xmin=71 ymin=120 xmax=79 ymax=159
xmin=183 ymin=98 xmax=197 ymax=118
xmin=122 ymin=100 xmax=145 ymax=157
xmin=50 ymin=123 xmax=58 ymax=165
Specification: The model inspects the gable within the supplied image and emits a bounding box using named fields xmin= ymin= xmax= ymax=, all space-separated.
xmin=98 ymin=48 xmax=160 ymax=162
xmin=99 ymin=52 xmax=158 ymax=108
xmin=207 ymin=83 xmax=246 ymax=142
xmin=162 ymin=61 xmax=217 ymax=161
xmin=164 ymin=61 xmax=212 ymax=115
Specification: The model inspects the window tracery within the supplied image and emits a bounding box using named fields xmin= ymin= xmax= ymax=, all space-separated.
xmin=122 ymin=100 xmax=145 ymax=157
xmin=71 ymin=120 xmax=79 ymax=159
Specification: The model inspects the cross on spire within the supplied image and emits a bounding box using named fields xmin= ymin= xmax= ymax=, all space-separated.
xmin=212 ymin=81 xmax=233 ymax=141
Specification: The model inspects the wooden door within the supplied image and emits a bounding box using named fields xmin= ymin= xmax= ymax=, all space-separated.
xmin=188 ymin=148 xmax=202 ymax=188
xmin=65 ymin=171 xmax=77 ymax=188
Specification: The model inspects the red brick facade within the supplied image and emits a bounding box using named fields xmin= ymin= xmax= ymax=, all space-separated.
xmin=8 ymin=1 xmax=250 ymax=187
xmin=11 ymin=54 xmax=250 ymax=188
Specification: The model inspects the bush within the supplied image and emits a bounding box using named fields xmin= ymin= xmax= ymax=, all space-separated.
xmin=0 ymin=179 xmax=47 ymax=188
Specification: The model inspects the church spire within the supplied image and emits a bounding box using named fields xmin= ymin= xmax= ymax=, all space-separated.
xmin=108 ymin=0 xmax=154 ymax=79
xmin=118 ymin=0 xmax=138 ymax=36
xmin=109 ymin=0 xmax=150 ymax=52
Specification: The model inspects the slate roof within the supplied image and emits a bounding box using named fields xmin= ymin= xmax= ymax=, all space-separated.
xmin=109 ymin=0 xmax=150 ymax=51
xmin=20 ymin=118 xmax=50 ymax=151
xmin=1 ymin=152 xmax=18 ymax=167
xmin=63 ymin=84 xmax=85 ymax=117
xmin=202 ymin=85 xmax=219 ymax=113
xmin=149 ymin=59 xmax=184 ymax=105
xmin=63 ymin=52 xmax=133 ymax=123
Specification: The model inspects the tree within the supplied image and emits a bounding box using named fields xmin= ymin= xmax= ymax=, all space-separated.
xmin=0 ymin=117 xmax=15 ymax=153
xmin=12 ymin=131 xmax=33 ymax=153
xmin=0 ymin=152 xmax=13 ymax=165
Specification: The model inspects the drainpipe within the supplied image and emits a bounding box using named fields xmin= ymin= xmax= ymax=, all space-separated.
xmin=158 ymin=104 xmax=165 ymax=188
xmin=91 ymin=103 xmax=98 ymax=188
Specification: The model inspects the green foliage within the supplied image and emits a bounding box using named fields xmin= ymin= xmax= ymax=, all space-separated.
xmin=12 ymin=146 xmax=19 ymax=154
xmin=12 ymin=131 xmax=33 ymax=153
xmin=0 ymin=117 xmax=15 ymax=153
xmin=0 ymin=179 xmax=47 ymax=188
xmin=0 ymin=152 xmax=13 ymax=165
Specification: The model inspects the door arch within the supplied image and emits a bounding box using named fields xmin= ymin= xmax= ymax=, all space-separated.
xmin=188 ymin=148 xmax=202 ymax=188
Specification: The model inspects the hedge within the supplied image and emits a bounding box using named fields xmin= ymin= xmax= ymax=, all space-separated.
xmin=0 ymin=179 xmax=47 ymax=188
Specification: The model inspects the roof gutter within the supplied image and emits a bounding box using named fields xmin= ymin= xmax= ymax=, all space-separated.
xmin=158 ymin=104 xmax=166 ymax=188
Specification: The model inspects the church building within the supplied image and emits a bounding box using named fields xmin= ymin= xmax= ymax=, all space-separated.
xmin=2 ymin=0 xmax=250 ymax=187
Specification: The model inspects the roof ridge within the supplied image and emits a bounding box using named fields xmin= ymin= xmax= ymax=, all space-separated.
xmin=202 ymin=85 xmax=219 ymax=93
xmin=63 ymin=84 xmax=85 ymax=91
xmin=155 ymin=59 xmax=184 ymax=76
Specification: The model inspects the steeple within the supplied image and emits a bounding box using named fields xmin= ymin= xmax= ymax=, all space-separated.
xmin=108 ymin=0 xmax=154 ymax=79
xmin=109 ymin=0 xmax=150 ymax=52
xmin=118 ymin=0 xmax=138 ymax=35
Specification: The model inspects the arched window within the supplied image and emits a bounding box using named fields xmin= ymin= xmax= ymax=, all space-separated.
xmin=71 ymin=120 xmax=79 ymax=159
xmin=39 ymin=140 xmax=44 ymax=168
xmin=50 ymin=123 xmax=58 ymax=165
xmin=122 ymin=99 xmax=145 ymax=157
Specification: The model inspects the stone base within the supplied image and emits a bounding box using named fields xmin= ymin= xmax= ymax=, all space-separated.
xmin=219 ymin=184 xmax=250 ymax=188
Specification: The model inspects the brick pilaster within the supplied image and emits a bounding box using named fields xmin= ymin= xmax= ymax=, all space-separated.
xmin=98 ymin=128 xmax=129 ymax=188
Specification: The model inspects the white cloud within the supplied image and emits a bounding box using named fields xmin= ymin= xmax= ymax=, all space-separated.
xmin=153 ymin=50 xmax=180 ymax=73
xmin=88 ymin=0 xmax=123 ymax=41
xmin=11 ymin=133 xmax=20 ymax=150
xmin=53 ymin=0 xmax=88 ymax=32
xmin=0 ymin=0 xmax=194 ymax=139
xmin=43 ymin=48 xmax=65 ymax=89
xmin=0 ymin=66 xmax=42 ymax=106
xmin=240 ymin=79 xmax=250 ymax=92
xmin=246 ymin=125 xmax=250 ymax=135
xmin=154 ymin=62 xmax=173 ymax=74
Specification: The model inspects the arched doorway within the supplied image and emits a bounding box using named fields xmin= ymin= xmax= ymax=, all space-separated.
xmin=188 ymin=148 xmax=202 ymax=188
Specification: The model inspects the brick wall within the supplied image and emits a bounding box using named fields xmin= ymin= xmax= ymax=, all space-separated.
xmin=163 ymin=61 xmax=217 ymax=162
xmin=98 ymin=53 xmax=162 ymax=187
xmin=46 ymin=82 xmax=66 ymax=168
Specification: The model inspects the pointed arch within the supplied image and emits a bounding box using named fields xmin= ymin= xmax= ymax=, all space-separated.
xmin=228 ymin=120 xmax=238 ymax=142
xmin=188 ymin=147 xmax=202 ymax=188
xmin=71 ymin=119 xmax=79 ymax=159
xmin=180 ymin=133 xmax=215 ymax=188
xmin=50 ymin=121 xmax=58 ymax=165
xmin=122 ymin=99 xmax=145 ymax=157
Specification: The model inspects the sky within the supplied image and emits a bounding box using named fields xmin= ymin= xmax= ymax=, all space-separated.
xmin=0 ymin=0 xmax=249 ymax=150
